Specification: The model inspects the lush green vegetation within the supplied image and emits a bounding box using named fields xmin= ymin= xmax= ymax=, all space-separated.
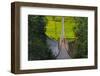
xmin=72 ymin=17 xmax=88 ymax=58
xmin=45 ymin=16 xmax=76 ymax=41
xmin=28 ymin=15 xmax=55 ymax=60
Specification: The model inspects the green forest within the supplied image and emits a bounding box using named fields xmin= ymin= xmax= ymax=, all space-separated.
xmin=28 ymin=15 xmax=88 ymax=60
xmin=45 ymin=16 xmax=76 ymax=41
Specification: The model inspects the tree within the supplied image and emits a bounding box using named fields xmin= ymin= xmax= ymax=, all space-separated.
xmin=73 ymin=17 xmax=88 ymax=58
xmin=28 ymin=15 xmax=55 ymax=60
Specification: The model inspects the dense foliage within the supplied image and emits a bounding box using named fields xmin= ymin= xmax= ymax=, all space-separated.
xmin=28 ymin=15 xmax=55 ymax=60
xmin=73 ymin=17 xmax=88 ymax=58
xmin=45 ymin=16 xmax=76 ymax=41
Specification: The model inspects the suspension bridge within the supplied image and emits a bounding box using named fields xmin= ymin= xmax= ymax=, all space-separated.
xmin=47 ymin=17 xmax=71 ymax=59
